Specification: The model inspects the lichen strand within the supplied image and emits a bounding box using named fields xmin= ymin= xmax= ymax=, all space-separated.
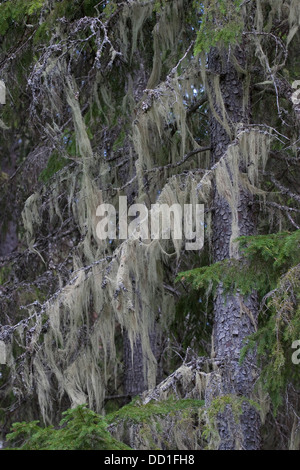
xmin=6 ymin=0 xmax=213 ymax=419
xmin=215 ymin=129 xmax=271 ymax=258
xmin=255 ymin=0 xmax=300 ymax=44
xmin=15 ymin=123 xmax=271 ymax=422
xmin=15 ymin=172 xmax=209 ymax=420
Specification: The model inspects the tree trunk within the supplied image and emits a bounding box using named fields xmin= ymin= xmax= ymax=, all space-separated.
xmin=123 ymin=330 xmax=161 ymax=398
xmin=123 ymin=333 xmax=146 ymax=397
xmin=207 ymin=46 xmax=261 ymax=450
xmin=0 ymin=144 xmax=18 ymax=256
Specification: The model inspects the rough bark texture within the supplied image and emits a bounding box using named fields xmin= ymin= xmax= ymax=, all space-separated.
xmin=0 ymin=145 xmax=18 ymax=256
xmin=123 ymin=333 xmax=146 ymax=397
xmin=208 ymin=47 xmax=261 ymax=450
xmin=123 ymin=330 xmax=160 ymax=398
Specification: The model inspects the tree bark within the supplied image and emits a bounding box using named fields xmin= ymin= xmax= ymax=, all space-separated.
xmin=123 ymin=330 xmax=161 ymax=398
xmin=123 ymin=333 xmax=146 ymax=397
xmin=207 ymin=46 xmax=261 ymax=450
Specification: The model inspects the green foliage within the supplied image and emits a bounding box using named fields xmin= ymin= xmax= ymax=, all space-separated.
xmin=47 ymin=0 xmax=97 ymax=21
xmin=238 ymin=230 xmax=300 ymax=275
xmin=6 ymin=404 xmax=132 ymax=450
xmin=33 ymin=21 xmax=51 ymax=45
xmin=153 ymin=0 xmax=166 ymax=14
xmin=178 ymin=230 xmax=300 ymax=412
xmin=0 ymin=0 xmax=44 ymax=36
xmin=240 ymin=264 xmax=300 ymax=412
xmin=112 ymin=130 xmax=126 ymax=152
xmin=0 ymin=265 xmax=12 ymax=285
xmin=33 ymin=0 xmax=101 ymax=44
xmin=194 ymin=0 xmax=244 ymax=53
xmin=103 ymin=1 xmax=118 ymax=19
xmin=106 ymin=396 xmax=205 ymax=450
xmin=177 ymin=230 xmax=300 ymax=298
xmin=39 ymin=152 xmax=69 ymax=183
xmin=5 ymin=399 xmax=205 ymax=450
xmin=108 ymin=396 xmax=204 ymax=425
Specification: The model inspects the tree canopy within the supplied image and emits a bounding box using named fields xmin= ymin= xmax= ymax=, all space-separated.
xmin=0 ymin=0 xmax=300 ymax=450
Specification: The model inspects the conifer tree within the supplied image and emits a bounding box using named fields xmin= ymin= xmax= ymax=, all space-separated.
xmin=0 ymin=0 xmax=299 ymax=450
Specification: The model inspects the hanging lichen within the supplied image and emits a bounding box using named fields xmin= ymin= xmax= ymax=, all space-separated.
xmin=1 ymin=0 xmax=300 ymax=451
